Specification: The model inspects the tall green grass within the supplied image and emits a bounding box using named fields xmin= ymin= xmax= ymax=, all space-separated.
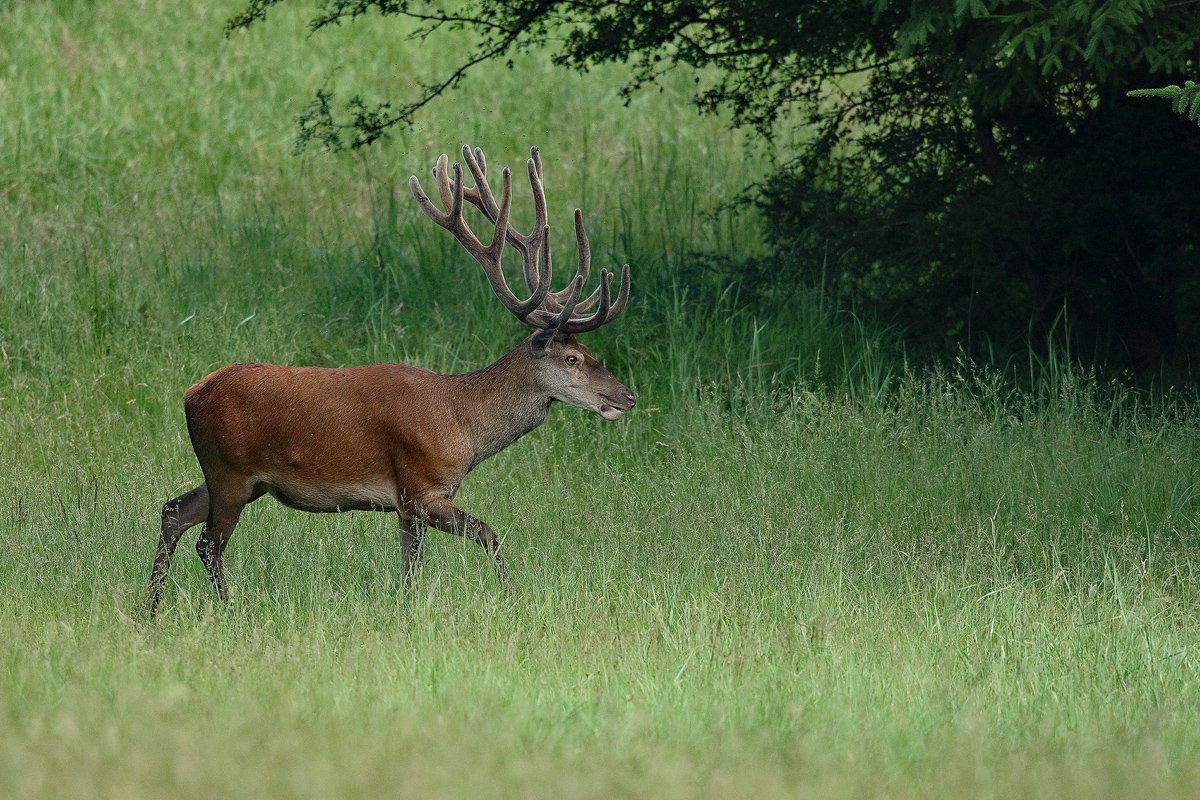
xmin=3 ymin=1 xmax=1200 ymax=797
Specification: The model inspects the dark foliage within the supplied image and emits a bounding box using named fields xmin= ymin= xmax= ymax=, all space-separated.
xmin=229 ymin=0 xmax=1200 ymax=374
xmin=768 ymin=75 xmax=1200 ymax=372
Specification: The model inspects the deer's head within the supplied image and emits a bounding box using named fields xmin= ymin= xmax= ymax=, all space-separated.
xmin=411 ymin=145 xmax=635 ymax=420
xmin=526 ymin=332 xmax=634 ymax=420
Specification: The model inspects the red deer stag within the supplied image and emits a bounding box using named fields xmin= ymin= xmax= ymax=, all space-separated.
xmin=148 ymin=145 xmax=634 ymax=616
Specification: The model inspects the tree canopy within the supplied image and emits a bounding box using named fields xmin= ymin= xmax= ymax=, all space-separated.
xmin=230 ymin=0 xmax=1200 ymax=374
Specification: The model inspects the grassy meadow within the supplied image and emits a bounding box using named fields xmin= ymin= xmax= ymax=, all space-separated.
xmin=3 ymin=0 xmax=1200 ymax=797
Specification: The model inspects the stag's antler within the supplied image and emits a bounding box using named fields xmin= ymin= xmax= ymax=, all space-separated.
xmin=409 ymin=145 xmax=631 ymax=336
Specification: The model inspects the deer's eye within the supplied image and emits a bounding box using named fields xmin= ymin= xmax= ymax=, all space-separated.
xmin=566 ymin=355 xmax=579 ymax=365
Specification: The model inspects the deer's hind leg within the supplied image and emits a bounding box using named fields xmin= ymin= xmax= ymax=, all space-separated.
xmin=195 ymin=478 xmax=259 ymax=607
xmin=399 ymin=513 xmax=427 ymax=587
xmin=149 ymin=484 xmax=210 ymax=617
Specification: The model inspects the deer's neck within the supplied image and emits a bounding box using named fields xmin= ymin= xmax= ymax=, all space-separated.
xmin=452 ymin=344 xmax=551 ymax=470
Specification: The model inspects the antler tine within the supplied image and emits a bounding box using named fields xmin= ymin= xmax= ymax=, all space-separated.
xmin=540 ymin=209 xmax=594 ymax=312
xmin=505 ymin=208 xmax=554 ymax=320
xmin=521 ymin=155 xmax=550 ymax=292
xmin=530 ymin=145 xmax=543 ymax=182
xmin=554 ymin=274 xmax=584 ymax=327
xmin=433 ymin=154 xmax=455 ymax=215
xmin=478 ymin=164 xmax=508 ymax=264
xmin=409 ymin=174 xmax=450 ymax=228
xmin=554 ymin=269 xmax=611 ymax=333
xmin=460 ymin=145 xmax=497 ymax=219
xmin=607 ymin=262 xmax=632 ymax=319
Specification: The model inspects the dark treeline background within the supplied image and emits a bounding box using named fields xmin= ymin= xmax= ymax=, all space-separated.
xmin=232 ymin=0 xmax=1200 ymax=381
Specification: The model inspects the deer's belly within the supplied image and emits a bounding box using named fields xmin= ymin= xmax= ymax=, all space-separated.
xmin=260 ymin=478 xmax=399 ymax=513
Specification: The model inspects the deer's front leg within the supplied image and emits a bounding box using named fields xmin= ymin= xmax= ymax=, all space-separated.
xmin=419 ymin=497 xmax=513 ymax=591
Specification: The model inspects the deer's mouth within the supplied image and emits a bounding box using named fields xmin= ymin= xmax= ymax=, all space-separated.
xmin=598 ymin=403 xmax=626 ymax=420
xmin=598 ymin=391 xmax=635 ymax=420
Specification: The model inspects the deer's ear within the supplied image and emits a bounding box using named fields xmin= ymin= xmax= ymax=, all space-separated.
xmin=530 ymin=329 xmax=555 ymax=356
